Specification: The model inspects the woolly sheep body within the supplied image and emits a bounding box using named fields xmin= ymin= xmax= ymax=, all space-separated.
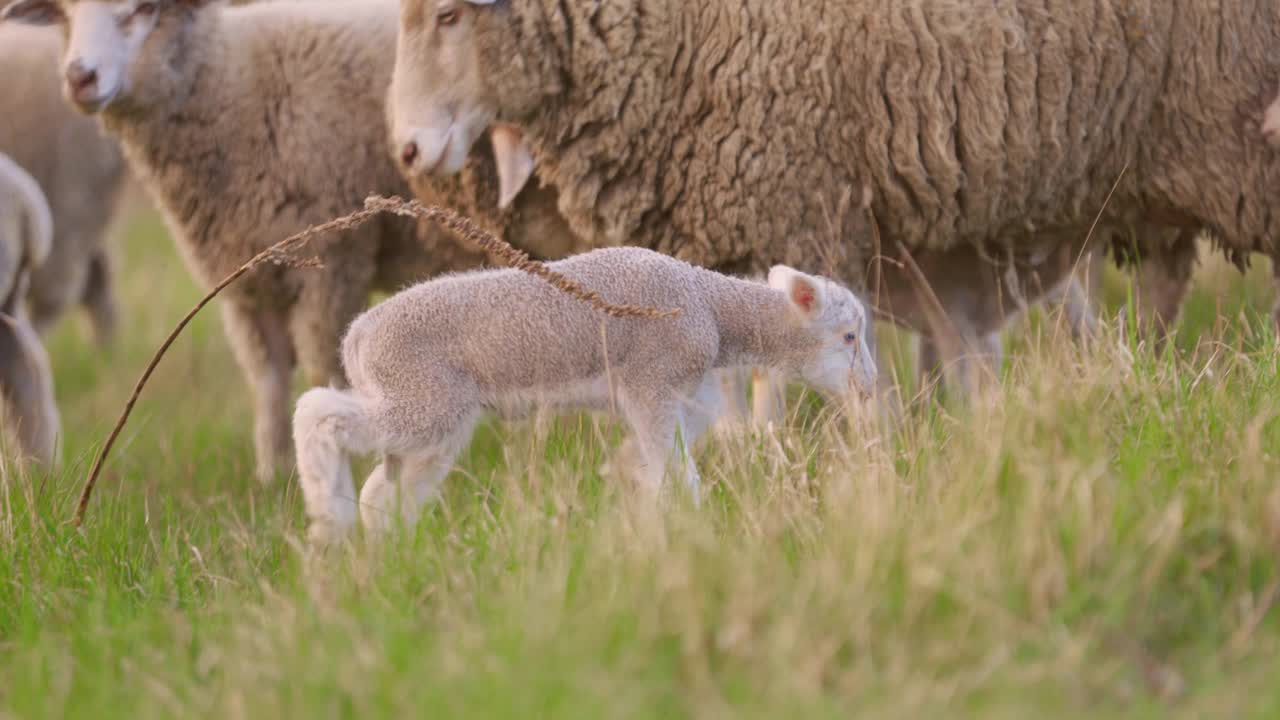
xmin=293 ymin=246 xmax=876 ymax=544
xmin=395 ymin=0 xmax=1280 ymax=328
xmin=0 ymin=152 xmax=60 ymax=465
xmin=0 ymin=25 xmax=126 ymax=342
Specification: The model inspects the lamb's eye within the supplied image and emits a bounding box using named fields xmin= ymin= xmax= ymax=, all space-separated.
xmin=133 ymin=1 xmax=157 ymax=17
xmin=437 ymin=8 xmax=458 ymax=26
xmin=843 ymin=332 xmax=857 ymax=345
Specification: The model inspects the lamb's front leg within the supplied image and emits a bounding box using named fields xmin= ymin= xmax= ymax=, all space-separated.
xmin=673 ymin=375 xmax=729 ymax=504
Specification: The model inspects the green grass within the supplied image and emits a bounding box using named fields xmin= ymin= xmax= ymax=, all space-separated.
xmin=3 ymin=201 xmax=1280 ymax=718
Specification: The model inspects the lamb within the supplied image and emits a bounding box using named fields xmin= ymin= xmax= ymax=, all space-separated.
xmin=0 ymin=24 xmax=127 ymax=343
xmin=0 ymin=0 xmax=581 ymax=482
xmin=292 ymin=246 xmax=877 ymax=545
xmin=0 ymin=152 xmax=61 ymax=466
xmin=390 ymin=0 xmax=1280 ymax=371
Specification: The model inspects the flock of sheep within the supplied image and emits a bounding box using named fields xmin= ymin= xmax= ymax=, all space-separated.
xmin=2 ymin=0 xmax=1280 ymax=544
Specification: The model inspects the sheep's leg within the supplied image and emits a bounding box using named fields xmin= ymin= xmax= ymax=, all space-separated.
xmin=222 ymin=303 xmax=295 ymax=484
xmin=293 ymin=386 xmax=378 ymax=546
xmin=617 ymin=390 xmax=686 ymax=503
xmin=750 ymin=367 xmax=787 ymax=427
xmin=0 ymin=312 xmax=60 ymax=466
xmin=25 ymin=247 xmax=86 ymax=337
xmin=1134 ymin=234 xmax=1196 ymax=349
xmin=925 ymin=330 xmax=1001 ymax=398
xmin=680 ymin=374 xmax=725 ymax=450
xmin=673 ymin=375 xmax=729 ymax=502
xmin=359 ymin=424 xmax=473 ymax=536
xmin=960 ymin=332 xmax=1003 ymax=395
xmin=291 ymin=268 xmax=373 ymax=389
xmin=79 ymin=247 xmax=118 ymax=347
xmin=1055 ymin=276 xmax=1098 ymax=341
xmin=713 ymin=368 xmax=750 ymax=427
xmin=1053 ymin=251 xmax=1104 ymax=343
xmin=917 ymin=333 xmax=942 ymax=393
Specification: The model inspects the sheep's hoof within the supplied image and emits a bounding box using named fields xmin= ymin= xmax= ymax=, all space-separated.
xmin=306 ymin=518 xmax=353 ymax=551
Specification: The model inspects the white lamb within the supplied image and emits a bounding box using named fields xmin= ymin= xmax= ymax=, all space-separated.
xmin=292 ymin=247 xmax=877 ymax=545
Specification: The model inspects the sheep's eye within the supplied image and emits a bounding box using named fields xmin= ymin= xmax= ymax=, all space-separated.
xmin=437 ymin=8 xmax=458 ymax=26
xmin=843 ymin=332 xmax=857 ymax=345
xmin=133 ymin=1 xmax=157 ymax=16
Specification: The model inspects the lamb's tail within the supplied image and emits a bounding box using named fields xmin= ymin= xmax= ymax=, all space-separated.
xmin=292 ymin=386 xmax=377 ymax=546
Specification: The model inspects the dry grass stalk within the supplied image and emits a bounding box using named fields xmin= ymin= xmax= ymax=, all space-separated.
xmin=366 ymin=196 xmax=679 ymax=320
xmin=73 ymin=195 xmax=676 ymax=527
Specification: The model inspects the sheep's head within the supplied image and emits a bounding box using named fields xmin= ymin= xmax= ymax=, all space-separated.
xmin=0 ymin=0 xmax=209 ymax=115
xmin=768 ymin=266 xmax=878 ymax=402
xmin=390 ymin=0 xmax=556 ymax=209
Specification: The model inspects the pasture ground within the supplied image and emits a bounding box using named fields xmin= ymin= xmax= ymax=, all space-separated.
xmin=3 ymin=199 xmax=1280 ymax=718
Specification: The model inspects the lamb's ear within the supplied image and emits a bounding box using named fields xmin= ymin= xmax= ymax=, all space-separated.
xmin=768 ymin=265 xmax=824 ymax=321
xmin=490 ymin=123 xmax=534 ymax=210
xmin=0 ymin=0 xmax=63 ymax=25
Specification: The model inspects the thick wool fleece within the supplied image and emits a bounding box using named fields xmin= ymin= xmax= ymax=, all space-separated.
xmin=461 ymin=0 xmax=1280 ymax=278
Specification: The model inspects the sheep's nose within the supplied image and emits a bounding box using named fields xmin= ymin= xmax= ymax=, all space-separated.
xmin=65 ymin=60 xmax=98 ymax=97
xmin=400 ymin=141 xmax=419 ymax=168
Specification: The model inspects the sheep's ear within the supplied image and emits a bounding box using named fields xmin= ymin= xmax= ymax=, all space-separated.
xmin=490 ymin=123 xmax=534 ymax=210
xmin=0 ymin=0 xmax=63 ymax=25
xmin=768 ymin=265 xmax=824 ymax=321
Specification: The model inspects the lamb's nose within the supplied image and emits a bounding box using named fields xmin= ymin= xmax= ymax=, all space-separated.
xmin=400 ymin=141 xmax=419 ymax=168
xmin=65 ymin=60 xmax=98 ymax=96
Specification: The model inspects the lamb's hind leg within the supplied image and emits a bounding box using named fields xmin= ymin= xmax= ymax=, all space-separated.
xmin=293 ymin=386 xmax=375 ymax=546
xmin=221 ymin=303 xmax=294 ymax=484
xmin=359 ymin=420 xmax=476 ymax=537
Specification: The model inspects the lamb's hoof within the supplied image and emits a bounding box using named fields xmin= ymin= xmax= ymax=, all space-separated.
xmin=306 ymin=518 xmax=353 ymax=551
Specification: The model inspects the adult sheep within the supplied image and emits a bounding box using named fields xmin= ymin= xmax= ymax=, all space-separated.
xmin=0 ymin=24 xmax=126 ymax=343
xmin=389 ymin=0 xmax=1280 ymax=358
xmin=0 ymin=0 xmax=579 ymax=482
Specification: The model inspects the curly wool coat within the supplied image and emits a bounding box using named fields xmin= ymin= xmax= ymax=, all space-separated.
xmin=421 ymin=0 xmax=1280 ymax=281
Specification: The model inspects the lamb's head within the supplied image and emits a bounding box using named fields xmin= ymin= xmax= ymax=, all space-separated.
xmin=0 ymin=0 xmax=207 ymax=115
xmin=390 ymin=0 xmax=557 ymax=209
xmin=1264 ymin=88 xmax=1280 ymax=148
xmin=768 ymin=266 xmax=878 ymax=402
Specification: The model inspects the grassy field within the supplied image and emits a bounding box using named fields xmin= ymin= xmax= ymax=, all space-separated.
xmin=3 ymin=198 xmax=1280 ymax=718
